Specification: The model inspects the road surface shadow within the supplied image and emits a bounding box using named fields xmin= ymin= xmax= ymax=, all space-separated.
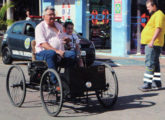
xmin=155 ymin=87 xmax=165 ymax=91
xmin=17 ymin=93 xmax=158 ymax=117
xmin=22 ymin=100 xmax=42 ymax=108
xmin=111 ymin=93 xmax=158 ymax=111
xmin=13 ymin=92 xmax=158 ymax=117
xmin=59 ymin=93 xmax=158 ymax=117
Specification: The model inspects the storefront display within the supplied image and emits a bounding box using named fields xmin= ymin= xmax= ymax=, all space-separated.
xmin=86 ymin=0 xmax=112 ymax=49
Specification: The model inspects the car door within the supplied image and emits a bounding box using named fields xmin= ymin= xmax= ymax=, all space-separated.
xmin=8 ymin=22 xmax=25 ymax=57
xmin=20 ymin=22 xmax=35 ymax=58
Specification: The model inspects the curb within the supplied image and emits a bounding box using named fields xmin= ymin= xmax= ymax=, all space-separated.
xmin=96 ymin=51 xmax=165 ymax=58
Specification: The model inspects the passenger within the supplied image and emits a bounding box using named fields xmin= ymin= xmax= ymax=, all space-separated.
xmin=35 ymin=6 xmax=76 ymax=84
xmin=63 ymin=19 xmax=84 ymax=67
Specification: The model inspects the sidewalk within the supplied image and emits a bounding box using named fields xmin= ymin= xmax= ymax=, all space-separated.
xmin=96 ymin=54 xmax=165 ymax=67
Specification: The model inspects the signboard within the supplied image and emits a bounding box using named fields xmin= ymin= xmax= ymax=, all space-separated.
xmin=114 ymin=0 xmax=122 ymax=22
xmin=55 ymin=0 xmax=75 ymax=23
xmin=62 ymin=2 xmax=71 ymax=21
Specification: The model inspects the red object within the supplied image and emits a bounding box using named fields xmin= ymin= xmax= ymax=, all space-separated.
xmin=140 ymin=13 xmax=150 ymax=27
xmin=91 ymin=10 xmax=98 ymax=25
xmin=30 ymin=15 xmax=42 ymax=19
xmin=55 ymin=17 xmax=62 ymax=20
xmin=68 ymin=3 xmax=71 ymax=8
xmin=102 ymin=9 xmax=109 ymax=24
xmin=62 ymin=3 xmax=65 ymax=8
xmin=62 ymin=16 xmax=65 ymax=21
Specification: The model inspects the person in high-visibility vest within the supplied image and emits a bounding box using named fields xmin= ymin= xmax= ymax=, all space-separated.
xmin=139 ymin=0 xmax=165 ymax=92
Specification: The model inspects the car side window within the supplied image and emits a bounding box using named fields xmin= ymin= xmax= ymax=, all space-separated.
xmin=24 ymin=24 xmax=35 ymax=37
xmin=12 ymin=23 xmax=24 ymax=34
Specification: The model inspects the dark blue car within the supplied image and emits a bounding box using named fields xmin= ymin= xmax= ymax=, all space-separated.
xmin=1 ymin=20 xmax=40 ymax=64
xmin=1 ymin=20 xmax=95 ymax=65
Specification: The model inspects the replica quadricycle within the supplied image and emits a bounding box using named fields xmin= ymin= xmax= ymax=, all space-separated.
xmin=6 ymin=39 xmax=118 ymax=117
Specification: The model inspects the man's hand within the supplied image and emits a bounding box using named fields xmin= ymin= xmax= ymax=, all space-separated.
xmin=56 ymin=50 xmax=65 ymax=57
xmin=148 ymin=40 xmax=154 ymax=48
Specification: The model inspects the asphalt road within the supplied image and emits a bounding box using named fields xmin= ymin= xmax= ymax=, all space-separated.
xmin=0 ymin=58 xmax=165 ymax=120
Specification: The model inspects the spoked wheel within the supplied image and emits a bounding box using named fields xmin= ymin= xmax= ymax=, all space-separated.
xmin=96 ymin=63 xmax=118 ymax=108
xmin=6 ymin=65 xmax=26 ymax=107
xmin=40 ymin=69 xmax=63 ymax=117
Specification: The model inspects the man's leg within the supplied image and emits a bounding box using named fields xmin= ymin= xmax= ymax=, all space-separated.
xmin=36 ymin=50 xmax=57 ymax=83
xmin=62 ymin=50 xmax=76 ymax=85
xmin=152 ymin=46 xmax=162 ymax=89
xmin=140 ymin=45 xmax=155 ymax=91
xmin=63 ymin=50 xmax=76 ymax=68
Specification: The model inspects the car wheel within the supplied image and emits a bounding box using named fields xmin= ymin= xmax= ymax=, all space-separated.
xmin=2 ymin=47 xmax=13 ymax=64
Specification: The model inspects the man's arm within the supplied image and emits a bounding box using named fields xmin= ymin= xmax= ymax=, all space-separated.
xmin=148 ymin=28 xmax=161 ymax=48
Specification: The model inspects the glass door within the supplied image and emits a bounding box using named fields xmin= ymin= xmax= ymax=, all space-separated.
xmin=86 ymin=0 xmax=112 ymax=49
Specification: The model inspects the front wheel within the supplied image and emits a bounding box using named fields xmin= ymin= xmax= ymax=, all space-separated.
xmin=2 ymin=47 xmax=13 ymax=64
xmin=6 ymin=65 xmax=26 ymax=107
xmin=40 ymin=69 xmax=63 ymax=117
xmin=96 ymin=63 xmax=118 ymax=108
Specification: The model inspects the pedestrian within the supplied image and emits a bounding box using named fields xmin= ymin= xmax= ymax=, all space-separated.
xmin=139 ymin=0 xmax=165 ymax=92
xmin=26 ymin=9 xmax=31 ymax=20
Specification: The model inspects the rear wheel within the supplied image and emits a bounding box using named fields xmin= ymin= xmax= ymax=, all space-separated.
xmin=6 ymin=65 xmax=26 ymax=107
xmin=96 ymin=63 xmax=118 ymax=108
xmin=2 ymin=47 xmax=12 ymax=64
xmin=40 ymin=69 xmax=63 ymax=117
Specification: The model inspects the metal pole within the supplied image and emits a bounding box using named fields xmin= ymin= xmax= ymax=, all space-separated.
xmin=6 ymin=0 xmax=13 ymax=20
xmin=136 ymin=0 xmax=141 ymax=54
xmin=86 ymin=0 xmax=90 ymax=39
xmin=39 ymin=0 xmax=42 ymax=16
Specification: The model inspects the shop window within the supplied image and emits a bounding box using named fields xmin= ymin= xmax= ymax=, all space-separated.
xmin=86 ymin=0 xmax=112 ymax=49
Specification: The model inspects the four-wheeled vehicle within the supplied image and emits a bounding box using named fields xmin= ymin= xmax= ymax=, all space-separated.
xmin=5 ymin=16 xmax=118 ymax=117
xmin=6 ymin=42 xmax=118 ymax=117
